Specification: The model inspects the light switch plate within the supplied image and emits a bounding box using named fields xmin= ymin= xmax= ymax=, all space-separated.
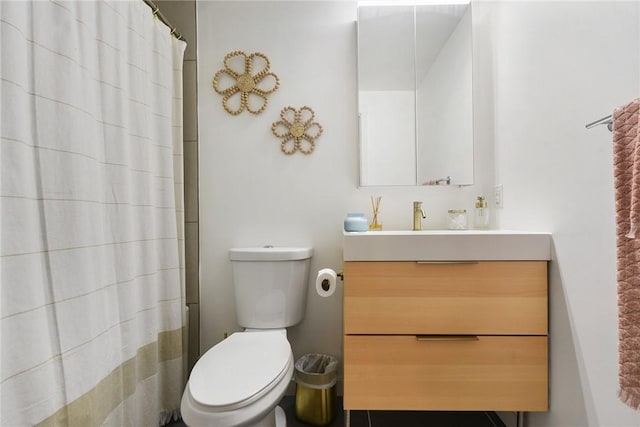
xmin=495 ymin=185 xmax=504 ymax=209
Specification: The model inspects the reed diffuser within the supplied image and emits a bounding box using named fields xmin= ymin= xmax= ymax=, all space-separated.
xmin=369 ymin=196 xmax=383 ymax=230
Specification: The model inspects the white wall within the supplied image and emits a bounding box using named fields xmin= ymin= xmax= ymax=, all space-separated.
xmin=196 ymin=2 xmax=640 ymax=424
xmin=197 ymin=0 xmax=355 ymax=369
xmin=196 ymin=0 xmax=493 ymax=392
xmin=489 ymin=1 xmax=640 ymax=426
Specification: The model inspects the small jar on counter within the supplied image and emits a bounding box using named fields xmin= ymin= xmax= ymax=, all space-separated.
xmin=447 ymin=209 xmax=468 ymax=230
xmin=344 ymin=212 xmax=369 ymax=232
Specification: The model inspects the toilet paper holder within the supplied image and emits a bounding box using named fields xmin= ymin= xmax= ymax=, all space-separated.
xmin=321 ymin=271 xmax=343 ymax=292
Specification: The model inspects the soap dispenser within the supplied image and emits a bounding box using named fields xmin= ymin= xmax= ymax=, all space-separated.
xmin=474 ymin=196 xmax=490 ymax=229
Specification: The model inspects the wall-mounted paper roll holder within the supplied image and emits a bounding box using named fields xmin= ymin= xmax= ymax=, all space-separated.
xmin=321 ymin=271 xmax=343 ymax=291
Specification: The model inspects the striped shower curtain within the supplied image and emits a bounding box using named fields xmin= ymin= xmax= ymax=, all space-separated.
xmin=1 ymin=1 xmax=186 ymax=425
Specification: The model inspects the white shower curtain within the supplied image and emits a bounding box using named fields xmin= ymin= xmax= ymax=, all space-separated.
xmin=1 ymin=1 xmax=186 ymax=425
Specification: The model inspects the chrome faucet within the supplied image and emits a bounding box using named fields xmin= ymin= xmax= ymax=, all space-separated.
xmin=413 ymin=201 xmax=426 ymax=231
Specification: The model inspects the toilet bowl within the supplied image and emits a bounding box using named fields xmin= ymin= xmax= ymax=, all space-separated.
xmin=181 ymin=330 xmax=293 ymax=427
xmin=181 ymin=246 xmax=312 ymax=427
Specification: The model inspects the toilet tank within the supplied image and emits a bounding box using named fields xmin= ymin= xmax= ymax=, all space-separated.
xmin=229 ymin=247 xmax=313 ymax=329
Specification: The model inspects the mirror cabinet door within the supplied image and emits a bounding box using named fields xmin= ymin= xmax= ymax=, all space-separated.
xmin=415 ymin=3 xmax=473 ymax=186
xmin=358 ymin=5 xmax=416 ymax=186
xmin=357 ymin=2 xmax=474 ymax=187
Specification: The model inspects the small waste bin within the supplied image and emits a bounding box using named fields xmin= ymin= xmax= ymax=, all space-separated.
xmin=294 ymin=353 xmax=338 ymax=426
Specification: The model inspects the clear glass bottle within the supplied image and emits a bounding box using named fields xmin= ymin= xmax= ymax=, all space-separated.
xmin=474 ymin=196 xmax=490 ymax=229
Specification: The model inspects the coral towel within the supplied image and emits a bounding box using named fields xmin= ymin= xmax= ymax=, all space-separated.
xmin=613 ymin=97 xmax=640 ymax=411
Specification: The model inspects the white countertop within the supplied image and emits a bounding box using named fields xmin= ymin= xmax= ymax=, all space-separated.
xmin=343 ymin=230 xmax=552 ymax=261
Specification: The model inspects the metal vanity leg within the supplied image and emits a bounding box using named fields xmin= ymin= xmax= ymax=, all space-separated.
xmin=345 ymin=409 xmax=350 ymax=427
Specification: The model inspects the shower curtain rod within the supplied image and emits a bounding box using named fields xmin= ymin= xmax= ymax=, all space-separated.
xmin=143 ymin=0 xmax=186 ymax=42
xmin=586 ymin=114 xmax=613 ymax=131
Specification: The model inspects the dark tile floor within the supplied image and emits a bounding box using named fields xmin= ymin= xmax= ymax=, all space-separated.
xmin=170 ymin=396 xmax=505 ymax=427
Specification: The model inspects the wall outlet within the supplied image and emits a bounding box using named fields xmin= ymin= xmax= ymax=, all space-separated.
xmin=495 ymin=185 xmax=504 ymax=209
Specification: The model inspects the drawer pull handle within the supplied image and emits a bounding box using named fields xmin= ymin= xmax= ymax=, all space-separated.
xmin=416 ymin=261 xmax=479 ymax=265
xmin=416 ymin=335 xmax=479 ymax=341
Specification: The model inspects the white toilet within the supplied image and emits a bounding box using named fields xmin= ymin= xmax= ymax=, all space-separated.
xmin=181 ymin=246 xmax=313 ymax=427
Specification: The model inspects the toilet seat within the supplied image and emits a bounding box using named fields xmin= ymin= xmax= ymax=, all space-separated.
xmin=188 ymin=330 xmax=292 ymax=412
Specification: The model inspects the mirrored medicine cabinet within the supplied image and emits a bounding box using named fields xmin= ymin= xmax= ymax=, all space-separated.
xmin=357 ymin=1 xmax=474 ymax=187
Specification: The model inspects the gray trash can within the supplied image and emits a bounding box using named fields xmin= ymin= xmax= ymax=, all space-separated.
xmin=294 ymin=353 xmax=338 ymax=426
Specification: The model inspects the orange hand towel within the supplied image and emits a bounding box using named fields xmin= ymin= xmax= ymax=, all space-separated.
xmin=613 ymin=97 xmax=640 ymax=411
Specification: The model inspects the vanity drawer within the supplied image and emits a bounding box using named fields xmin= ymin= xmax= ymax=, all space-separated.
xmin=343 ymin=335 xmax=548 ymax=411
xmin=343 ymin=261 xmax=547 ymax=335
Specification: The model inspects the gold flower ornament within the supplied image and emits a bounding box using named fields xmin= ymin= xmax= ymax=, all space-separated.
xmin=212 ymin=51 xmax=280 ymax=115
xmin=271 ymin=106 xmax=323 ymax=155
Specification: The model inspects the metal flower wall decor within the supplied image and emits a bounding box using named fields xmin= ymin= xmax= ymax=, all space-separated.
xmin=212 ymin=51 xmax=280 ymax=115
xmin=271 ymin=106 xmax=323 ymax=155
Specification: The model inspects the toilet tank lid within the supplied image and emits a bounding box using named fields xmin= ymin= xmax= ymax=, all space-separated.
xmin=229 ymin=246 xmax=313 ymax=261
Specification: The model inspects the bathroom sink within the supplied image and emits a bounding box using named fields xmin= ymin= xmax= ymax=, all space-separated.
xmin=343 ymin=230 xmax=551 ymax=261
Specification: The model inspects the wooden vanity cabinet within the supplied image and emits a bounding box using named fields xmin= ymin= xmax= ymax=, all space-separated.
xmin=342 ymin=261 xmax=548 ymax=412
